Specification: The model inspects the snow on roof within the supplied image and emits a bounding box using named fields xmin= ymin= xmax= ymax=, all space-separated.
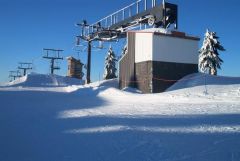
xmin=130 ymin=27 xmax=171 ymax=34
xmin=129 ymin=28 xmax=200 ymax=40
xmin=140 ymin=27 xmax=171 ymax=34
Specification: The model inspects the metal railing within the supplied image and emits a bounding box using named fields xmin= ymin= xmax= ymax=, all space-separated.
xmin=84 ymin=0 xmax=160 ymax=36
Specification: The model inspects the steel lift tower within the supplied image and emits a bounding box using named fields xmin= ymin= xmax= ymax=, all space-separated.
xmin=9 ymin=70 xmax=21 ymax=81
xmin=42 ymin=48 xmax=64 ymax=75
xmin=76 ymin=0 xmax=178 ymax=84
xmin=18 ymin=62 xmax=33 ymax=76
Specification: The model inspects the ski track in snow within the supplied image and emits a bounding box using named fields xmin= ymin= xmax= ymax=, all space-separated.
xmin=65 ymin=125 xmax=240 ymax=134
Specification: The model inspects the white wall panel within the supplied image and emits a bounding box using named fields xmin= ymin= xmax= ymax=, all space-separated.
xmin=152 ymin=35 xmax=199 ymax=64
xmin=135 ymin=33 xmax=153 ymax=63
xmin=134 ymin=32 xmax=199 ymax=64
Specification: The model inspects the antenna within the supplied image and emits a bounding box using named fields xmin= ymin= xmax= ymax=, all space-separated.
xmin=18 ymin=62 xmax=33 ymax=76
xmin=42 ymin=48 xmax=64 ymax=74
xmin=9 ymin=70 xmax=21 ymax=81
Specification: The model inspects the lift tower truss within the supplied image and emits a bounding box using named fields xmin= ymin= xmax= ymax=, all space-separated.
xmin=76 ymin=0 xmax=178 ymax=84
xmin=18 ymin=62 xmax=33 ymax=76
xmin=77 ymin=0 xmax=178 ymax=42
xmin=42 ymin=48 xmax=64 ymax=75
xmin=9 ymin=70 xmax=21 ymax=81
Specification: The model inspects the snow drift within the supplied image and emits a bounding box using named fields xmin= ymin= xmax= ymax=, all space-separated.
xmin=168 ymin=73 xmax=240 ymax=91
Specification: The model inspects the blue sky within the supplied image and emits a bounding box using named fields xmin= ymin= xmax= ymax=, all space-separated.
xmin=0 ymin=0 xmax=239 ymax=83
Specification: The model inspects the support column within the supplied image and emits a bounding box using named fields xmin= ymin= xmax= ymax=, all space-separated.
xmin=51 ymin=59 xmax=54 ymax=74
xmin=23 ymin=69 xmax=27 ymax=76
xmin=86 ymin=41 xmax=92 ymax=84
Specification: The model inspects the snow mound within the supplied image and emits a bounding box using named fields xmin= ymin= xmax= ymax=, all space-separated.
xmin=167 ymin=73 xmax=240 ymax=91
xmin=3 ymin=73 xmax=84 ymax=87
xmin=122 ymin=87 xmax=142 ymax=93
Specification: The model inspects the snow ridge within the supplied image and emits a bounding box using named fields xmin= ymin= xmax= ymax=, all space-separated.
xmin=2 ymin=72 xmax=84 ymax=87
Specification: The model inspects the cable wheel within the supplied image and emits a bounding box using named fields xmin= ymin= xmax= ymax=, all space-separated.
xmin=148 ymin=15 xmax=156 ymax=26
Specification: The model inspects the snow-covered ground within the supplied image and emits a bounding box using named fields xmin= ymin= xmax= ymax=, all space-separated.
xmin=0 ymin=73 xmax=240 ymax=161
xmin=2 ymin=72 xmax=84 ymax=87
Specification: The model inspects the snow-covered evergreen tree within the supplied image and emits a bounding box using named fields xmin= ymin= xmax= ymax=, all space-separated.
xmin=103 ymin=46 xmax=117 ymax=80
xmin=199 ymin=29 xmax=225 ymax=75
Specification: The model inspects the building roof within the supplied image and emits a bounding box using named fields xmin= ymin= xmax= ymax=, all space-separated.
xmin=128 ymin=28 xmax=200 ymax=41
xmin=66 ymin=56 xmax=84 ymax=65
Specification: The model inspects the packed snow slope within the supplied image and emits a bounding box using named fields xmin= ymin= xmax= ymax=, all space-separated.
xmin=2 ymin=72 xmax=84 ymax=87
xmin=0 ymin=73 xmax=240 ymax=161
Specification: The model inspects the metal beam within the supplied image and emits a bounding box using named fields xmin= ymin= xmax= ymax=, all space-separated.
xmin=43 ymin=48 xmax=64 ymax=52
xmin=78 ymin=1 xmax=178 ymax=42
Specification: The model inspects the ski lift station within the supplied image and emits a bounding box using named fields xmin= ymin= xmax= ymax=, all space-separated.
xmin=119 ymin=29 xmax=199 ymax=93
xmin=76 ymin=0 xmax=200 ymax=93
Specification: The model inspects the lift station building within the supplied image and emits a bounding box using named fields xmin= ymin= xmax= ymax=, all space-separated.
xmin=119 ymin=28 xmax=200 ymax=93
